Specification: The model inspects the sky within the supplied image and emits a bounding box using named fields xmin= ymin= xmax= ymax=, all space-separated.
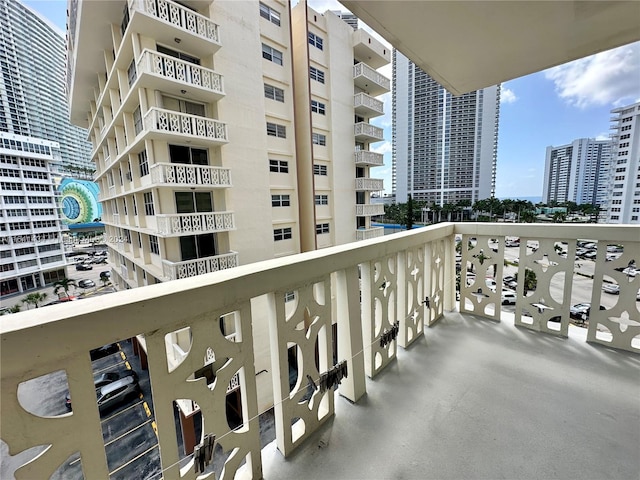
xmin=22 ymin=0 xmax=640 ymax=200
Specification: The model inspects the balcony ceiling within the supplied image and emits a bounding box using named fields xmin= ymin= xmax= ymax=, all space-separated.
xmin=340 ymin=1 xmax=640 ymax=95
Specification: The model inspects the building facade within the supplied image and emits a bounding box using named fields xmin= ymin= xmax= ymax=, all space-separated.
xmin=603 ymin=101 xmax=640 ymax=224
xmin=392 ymin=50 xmax=500 ymax=206
xmin=0 ymin=0 xmax=93 ymax=297
xmin=542 ymin=138 xmax=612 ymax=206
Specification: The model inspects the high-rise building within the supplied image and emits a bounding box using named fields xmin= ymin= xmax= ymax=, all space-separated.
xmin=392 ymin=50 xmax=500 ymax=206
xmin=0 ymin=0 xmax=92 ymax=297
xmin=542 ymin=138 xmax=612 ymax=206
xmin=603 ymin=101 xmax=640 ymax=224
xmin=66 ymin=1 xmax=389 ymax=290
xmin=330 ymin=10 xmax=358 ymax=30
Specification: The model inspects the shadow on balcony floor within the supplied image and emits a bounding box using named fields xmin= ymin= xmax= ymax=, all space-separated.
xmin=262 ymin=311 xmax=640 ymax=479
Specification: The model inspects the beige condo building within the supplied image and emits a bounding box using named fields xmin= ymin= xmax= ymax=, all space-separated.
xmin=67 ymin=0 xmax=389 ymax=292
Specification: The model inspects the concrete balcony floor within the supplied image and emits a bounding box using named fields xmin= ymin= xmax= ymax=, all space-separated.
xmin=262 ymin=311 xmax=640 ymax=480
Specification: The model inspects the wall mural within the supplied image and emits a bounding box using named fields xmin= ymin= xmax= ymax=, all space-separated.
xmin=57 ymin=178 xmax=102 ymax=227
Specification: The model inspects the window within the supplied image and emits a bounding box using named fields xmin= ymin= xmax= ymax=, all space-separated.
xmin=308 ymin=32 xmax=323 ymax=50
xmin=284 ymin=291 xmax=295 ymax=302
xmin=133 ymin=106 xmax=143 ymax=135
xmin=271 ymin=194 xmax=290 ymax=207
xmin=180 ymin=233 xmax=217 ymax=261
xmin=316 ymin=223 xmax=330 ymax=234
xmin=313 ymin=164 xmax=327 ymax=176
xmin=267 ymin=122 xmax=286 ymax=138
xmin=269 ymin=159 xmax=289 ymax=173
xmin=259 ymin=2 xmax=280 ymax=26
xmin=169 ymin=145 xmax=208 ymax=165
xmin=309 ymin=66 xmax=325 ymax=84
xmin=175 ymin=191 xmax=212 ymax=213
xmin=127 ymin=60 xmax=136 ymax=87
xmin=149 ymin=235 xmax=160 ymax=255
xmin=274 ymin=227 xmax=292 ymax=241
xmin=312 ymin=133 xmax=326 ymax=146
xmin=262 ymin=43 xmax=283 ymax=65
xmin=143 ymin=192 xmax=155 ymax=215
xmin=311 ymin=100 xmax=325 ymax=115
xmin=157 ymin=45 xmax=200 ymax=65
xmin=264 ymin=84 xmax=285 ymax=102
xmin=314 ymin=194 xmax=328 ymax=205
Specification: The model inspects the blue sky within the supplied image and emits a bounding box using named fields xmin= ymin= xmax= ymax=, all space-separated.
xmin=23 ymin=0 xmax=640 ymax=200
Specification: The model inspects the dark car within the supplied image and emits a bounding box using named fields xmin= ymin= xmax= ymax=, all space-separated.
xmin=78 ymin=279 xmax=95 ymax=289
xmin=76 ymin=263 xmax=93 ymax=271
xmin=90 ymin=343 xmax=120 ymax=361
xmin=99 ymin=271 xmax=111 ymax=279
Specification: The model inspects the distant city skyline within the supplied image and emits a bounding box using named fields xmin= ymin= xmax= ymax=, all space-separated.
xmin=22 ymin=0 xmax=640 ymax=200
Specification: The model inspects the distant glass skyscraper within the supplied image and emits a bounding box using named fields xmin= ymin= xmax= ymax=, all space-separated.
xmin=392 ymin=50 xmax=500 ymax=205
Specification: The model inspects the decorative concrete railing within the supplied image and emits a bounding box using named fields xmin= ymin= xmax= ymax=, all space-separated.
xmin=150 ymin=162 xmax=231 ymax=187
xmin=129 ymin=0 xmax=220 ymax=44
xmin=354 ymin=122 xmax=384 ymax=141
xmin=354 ymin=92 xmax=384 ymax=116
xmin=355 ymin=204 xmax=385 ymax=216
xmin=355 ymin=226 xmax=385 ymax=240
xmin=137 ymin=49 xmax=224 ymax=96
xmin=162 ymin=251 xmax=239 ymax=280
xmin=353 ymin=62 xmax=391 ymax=92
xmin=144 ymin=107 xmax=228 ymax=143
xmin=354 ymin=150 xmax=384 ymax=166
xmin=1 ymin=224 xmax=638 ymax=479
xmin=355 ymin=177 xmax=384 ymax=191
xmin=156 ymin=212 xmax=235 ymax=236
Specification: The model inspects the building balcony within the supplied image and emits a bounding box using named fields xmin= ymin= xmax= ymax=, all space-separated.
xmin=127 ymin=0 xmax=221 ymax=59
xmin=354 ymin=92 xmax=384 ymax=118
xmin=352 ymin=29 xmax=390 ymax=69
xmin=143 ymin=107 xmax=228 ymax=146
xmin=355 ymin=204 xmax=385 ymax=216
xmin=354 ymin=122 xmax=384 ymax=143
xmin=149 ymin=162 xmax=232 ymax=188
xmin=353 ymin=62 xmax=390 ymax=96
xmin=162 ymin=251 xmax=239 ymax=281
xmin=354 ymin=150 xmax=384 ymax=167
xmin=156 ymin=211 xmax=235 ymax=237
xmin=135 ymin=49 xmax=225 ymax=105
xmin=355 ymin=177 xmax=384 ymax=191
xmin=355 ymin=226 xmax=385 ymax=240
xmin=2 ymin=224 xmax=638 ymax=479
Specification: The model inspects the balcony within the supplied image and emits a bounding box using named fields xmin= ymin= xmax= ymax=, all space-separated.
xmin=352 ymin=29 xmax=390 ymax=69
xmin=156 ymin=211 xmax=235 ymax=237
xmin=355 ymin=226 xmax=385 ymax=240
xmin=162 ymin=251 xmax=239 ymax=280
xmin=136 ymin=49 xmax=225 ymax=105
xmin=354 ymin=92 xmax=384 ymax=118
xmin=355 ymin=177 xmax=384 ymax=191
xmin=143 ymin=107 xmax=228 ymax=146
xmin=127 ymin=0 xmax=221 ymax=58
xmin=353 ymin=62 xmax=390 ymax=96
xmin=2 ymin=224 xmax=638 ymax=479
xmin=354 ymin=149 xmax=384 ymax=167
xmin=354 ymin=122 xmax=384 ymax=143
xmin=355 ymin=204 xmax=385 ymax=216
xmin=150 ymin=162 xmax=232 ymax=188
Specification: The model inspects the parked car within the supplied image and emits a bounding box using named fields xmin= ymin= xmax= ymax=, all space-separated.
xmin=76 ymin=263 xmax=92 ymax=271
xmin=44 ymin=296 xmax=77 ymax=306
xmin=501 ymin=290 xmax=517 ymax=305
xmin=503 ymin=275 xmax=515 ymax=284
xmin=602 ymin=283 xmax=620 ymax=295
xmin=94 ymin=369 xmax=138 ymax=389
xmin=97 ymin=375 xmax=141 ymax=414
xmin=100 ymin=271 xmax=111 ymax=279
xmin=583 ymin=251 xmax=597 ymax=259
xmin=78 ymin=279 xmax=95 ymax=289
xmin=90 ymin=343 xmax=120 ymax=361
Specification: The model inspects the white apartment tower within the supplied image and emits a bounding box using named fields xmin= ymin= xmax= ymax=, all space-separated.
xmin=392 ymin=50 xmax=500 ymax=205
xmin=603 ymin=101 xmax=640 ymax=224
xmin=67 ymin=0 xmax=389 ymax=289
xmin=542 ymin=138 xmax=612 ymax=206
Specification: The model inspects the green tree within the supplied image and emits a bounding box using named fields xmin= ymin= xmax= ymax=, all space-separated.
xmin=515 ymin=268 xmax=537 ymax=292
xmin=552 ymin=211 xmax=567 ymax=223
xmin=442 ymin=202 xmax=456 ymax=222
xmin=22 ymin=292 xmax=48 ymax=309
xmin=53 ymin=278 xmax=78 ymax=299
xmin=1 ymin=305 xmax=22 ymax=315
xmin=406 ymin=195 xmax=414 ymax=230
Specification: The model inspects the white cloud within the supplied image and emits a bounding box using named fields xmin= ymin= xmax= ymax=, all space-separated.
xmin=544 ymin=41 xmax=640 ymax=109
xmin=371 ymin=141 xmax=392 ymax=155
xmin=501 ymin=87 xmax=518 ymax=104
xmin=595 ymin=132 xmax=610 ymax=141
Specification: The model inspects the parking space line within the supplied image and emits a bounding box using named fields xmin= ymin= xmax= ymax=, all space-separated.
xmin=120 ymin=351 xmax=126 ymax=361
xmin=143 ymin=401 xmax=152 ymax=418
xmin=100 ymin=400 xmax=144 ymax=424
xmin=125 ymin=360 xmax=131 ymax=370
xmin=109 ymin=444 xmax=159 ymax=476
xmin=152 ymin=421 xmax=158 ymax=437
xmin=92 ymin=360 xmax=126 ymax=375
xmin=104 ymin=419 xmax=153 ymax=447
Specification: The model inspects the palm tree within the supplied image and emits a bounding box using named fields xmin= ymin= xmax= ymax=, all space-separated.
xmin=53 ymin=278 xmax=78 ymax=299
xmin=1 ymin=305 xmax=22 ymax=315
xmin=22 ymin=292 xmax=48 ymax=309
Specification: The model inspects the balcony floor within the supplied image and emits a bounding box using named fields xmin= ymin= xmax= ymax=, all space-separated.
xmin=262 ymin=311 xmax=640 ymax=479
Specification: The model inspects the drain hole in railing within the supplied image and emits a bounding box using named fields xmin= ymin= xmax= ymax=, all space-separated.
xmin=17 ymin=370 xmax=70 ymax=418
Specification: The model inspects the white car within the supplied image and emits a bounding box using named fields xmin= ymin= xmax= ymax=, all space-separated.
xmin=501 ymin=290 xmax=517 ymax=305
xmin=602 ymin=283 xmax=620 ymax=295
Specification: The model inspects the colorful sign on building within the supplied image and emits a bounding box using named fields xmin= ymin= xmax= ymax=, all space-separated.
xmin=57 ymin=178 xmax=103 ymax=228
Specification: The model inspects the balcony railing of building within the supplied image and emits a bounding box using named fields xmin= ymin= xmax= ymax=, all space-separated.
xmin=355 ymin=226 xmax=385 ymax=240
xmin=156 ymin=212 xmax=235 ymax=236
xmin=355 ymin=177 xmax=384 ymax=191
xmin=144 ymin=107 xmax=228 ymax=145
xmin=353 ymin=62 xmax=391 ymax=96
xmin=162 ymin=250 xmax=239 ymax=281
xmin=2 ymin=224 xmax=638 ymax=479
xmin=150 ymin=162 xmax=232 ymax=187
xmin=354 ymin=122 xmax=384 ymax=142
xmin=136 ymin=49 xmax=225 ymax=101
xmin=354 ymin=150 xmax=384 ymax=167
xmin=355 ymin=204 xmax=385 ymax=216
xmin=354 ymin=92 xmax=384 ymax=118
